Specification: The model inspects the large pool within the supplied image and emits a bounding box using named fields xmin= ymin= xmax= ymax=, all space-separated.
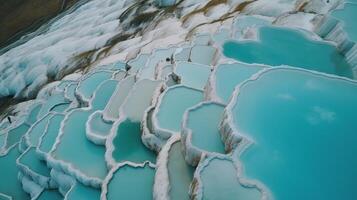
xmin=228 ymin=68 xmax=357 ymax=200
xmin=223 ymin=26 xmax=353 ymax=78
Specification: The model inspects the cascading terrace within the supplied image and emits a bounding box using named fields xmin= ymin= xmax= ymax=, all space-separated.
xmin=0 ymin=0 xmax=357 ymax=199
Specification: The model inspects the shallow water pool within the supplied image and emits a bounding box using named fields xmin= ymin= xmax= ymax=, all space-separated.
xmin=223 ymin=26 xmax=353 ymax=78
xmin=230 ymin=68 xmax=357 ymax=200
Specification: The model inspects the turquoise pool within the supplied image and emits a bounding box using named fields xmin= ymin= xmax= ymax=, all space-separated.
xmin=66 ymin=183 xmax=100 ymax=200
xmin=331 ymin=3 xmax=357 ymax=42
xmin=197 ymin=156 xmax=261 ymax=200
xmin=0 ymin=145 xmax=30 ymax=200
xmin=223 ymin=26 xmax=353 ymax=78
xmin=112 ymin=119 xmax=156 ymax=164
xmin=52 ymin=109 xmax=107 ymax=180
xmin=38 ymin=114 xmax=65 ymax=154
xmin=214 ymin=63 xmax=265 ymax=103
xmin=106 ymin=164 xmax=155 ymax=199
xmin=186 ymin=102 xmax=225 ymax=154
xmin=230 ymin=68 xmax=357 ymax=200
xmin=154 ymin=86 xmax=204 ymax=135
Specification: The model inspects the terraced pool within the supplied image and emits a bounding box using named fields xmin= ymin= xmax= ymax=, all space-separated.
xmin=223 ymin=26 xmax=353 ymax=78
xmin=225 ymin=68 xmax=357 ymax=200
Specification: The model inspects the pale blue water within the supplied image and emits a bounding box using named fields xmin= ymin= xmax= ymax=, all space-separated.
xmin=0 ymin=145 xmax=30 ymax=200
xmin=91 ymin=80 xmax=118 ymax=110
xmin=38 ymin=114 xmax=64 ymax=154
xmin=193 ymin=34 xmax=211 ymax=45
xmin=106 ymin=164 xmax=155 ymax=200
xmin=27 ymin=114 xmax=53 ymax=147
xmin=53 ymin=109 xmax=107 ymax=179
xmin=223 ymin=26 xmax=353 ymax=78
xmin=76 ymin=71 xmax=112 ymax=101
xmin=66 ymin=183 xmax=100 ymax=200
xmin=199 ymin=157 xmax=261 ymax=200
xmin=156 ymin=86 xmax=204 ymax=133
xmin=168 ymin=141 xmax=194 ymax=200
xmin=187 ymin=103 xmax=225 ymax=154
xmin=331 ymin=3 xmax=357 ymax=42
xmin=175 ymin=62 xmax=211 ymax=90
xmin=88 ymin=112 xmax=112 ymax=137
xmin=128 ymin=54 xmax=150 ymax=73
xmin=190 ymin=45 xmax=216 ymax=65
xmin=26 ymin=103 xmax=42 ymax=124
xmin=232 ymin=68 xmax=357 ymax=200
xmin=50 ymin=103 xmax=70 ymax=113
xmin=112 ymin=119 xmax=156 ymax=164
xmin=38 ymin=93 xmax=69 ymax=118
xmin=215 ymin=63 xmax=265 ymax=103
xmin=18 ymin=147 xmax=51 ymax=177
xmin=212 ymin=29 xmax=230 ymax=44
xmin=174 ymin=47 xmax=191 ymax=62
xmin=6 ymin=123 xmax=30 ymax=150
xmin=100 ymin=61 xmax=126 ymax=71
xmin=37 ymin=189 xmax=62 ymax=200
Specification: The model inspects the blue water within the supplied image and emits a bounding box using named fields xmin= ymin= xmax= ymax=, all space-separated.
xmin=223 ymin=26 xmax=353 ymax=78
xmin=215 ymin=63 xmax=265 ymax=103
xmin=76 ymin=71 xmax=112 ymax=101
xmin=174 ymin=47 xmax=191 ymax=62
xmin=112 ymin=119 xmax=156 ymax=164
xmin=100 ymin=61 xmax=126 ymax=71
xmin=87 ymin=111 xmax=112 ymax=137
xmin=128 ymin=54 xmax=150 ymax=73
xmin=91 ymin=80 xmax=118 ymax=110
xmin=231 ymin=68 xmax=357 ymax=200
xmin=199 ymin=157 xmax=261 ymax=200
xmin=212 ymin=29 xmax=230 ymax=44
xmin=27 ymin=114 xmax=53 ymax=147
xmin=38 ymin=93 xmax=69 ymax=118
xmin=18 ymin=147 xmax=51 ymax=177
xmin=0 ymin=145 xmax=30 ymax=200
xmin=175 ymin=62 xmax=211 ymax=90
xmin=38 ymin=114 xmax=64 ymax=154
xmin=331 ymin=3 xmax=357 ymax=42
xmin=190 ymin=45 xmax=216 ymax=65
xmin=6 ymin=123 xmax=30 ymax=150
xmin=52 ymin=109 xmax=107 ymax=179
xmin=187 ymin=103 xmax=225 ymax=154
xmin=66 ymin=183 xmax=100 ymax=200
xmin=26 ymin=103 xmax=42 ymax=124
xmin=155 ymin=86 xmax=204 ymax=133
xmin=50 ymin=102 xmax=70 ymax=113
xmin=37 ymin=189 xmax=62 ymax=200
xmin=106 ymin=164 xmax=155 ymax=199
